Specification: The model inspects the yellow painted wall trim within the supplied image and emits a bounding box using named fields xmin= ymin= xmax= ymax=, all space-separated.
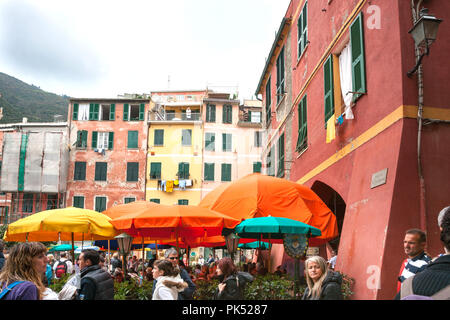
xmin=296 ymin=105 xmax=448 ymax=184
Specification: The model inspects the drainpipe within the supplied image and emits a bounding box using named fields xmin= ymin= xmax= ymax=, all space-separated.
xmin=411 ymin=0 xmax=427 ymax=233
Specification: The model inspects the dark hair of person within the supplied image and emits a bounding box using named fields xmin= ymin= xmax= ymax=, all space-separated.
xmin=406 ymin=228 xmax=427 ymax=243
xmin=217 ymin=257 xmax=237 ymax=279
xmin=440 ymin=210 xmax=450 ymax=251
xmin=81 ymin=249 xmax=100 ymax=265
xmin=153 ymin=259 xmax=180 ymax=277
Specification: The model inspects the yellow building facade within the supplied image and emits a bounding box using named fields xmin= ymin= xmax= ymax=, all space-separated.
xmin=146 ymin=91 xmax=206 ymax=205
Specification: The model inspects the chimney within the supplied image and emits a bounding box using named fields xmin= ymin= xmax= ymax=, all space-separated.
xmin=22 ymin=117 xmax=28 ymax=123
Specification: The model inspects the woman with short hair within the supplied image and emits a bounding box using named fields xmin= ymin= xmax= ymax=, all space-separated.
xmin=302 ymin=255 xmax=343 ymax=300
xmin=152 ymin=260 xmax=187 ymax=300
xmin=0 ymin=242 xmax=48 ymax=300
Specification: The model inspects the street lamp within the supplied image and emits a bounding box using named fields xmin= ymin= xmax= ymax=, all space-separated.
xmin=407 ymin=8 xmax=442 ymax=77
xmin=225 ymin=233 xmax=240 ymax=261
xmin=115 ymin=233 xmax=133 ymax=276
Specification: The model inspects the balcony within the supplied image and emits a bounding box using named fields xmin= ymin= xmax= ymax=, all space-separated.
xmin=148 ymin=111 xmax=202 ymax=122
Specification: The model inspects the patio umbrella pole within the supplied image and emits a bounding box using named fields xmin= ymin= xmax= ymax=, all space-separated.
xmin=142 ymin=236 xmax=145 ymax=278
xmin=268 ymin=233 xmax=272 ymax=273
xmin=71 ymin=232 xmax=75 ymax=263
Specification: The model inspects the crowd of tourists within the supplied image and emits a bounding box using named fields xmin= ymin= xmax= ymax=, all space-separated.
xmin=0 ymin=206 xmax=449 ymax=300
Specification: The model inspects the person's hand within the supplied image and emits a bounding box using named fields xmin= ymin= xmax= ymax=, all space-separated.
xmin=218 ymin=283 xmax=226 ymax=292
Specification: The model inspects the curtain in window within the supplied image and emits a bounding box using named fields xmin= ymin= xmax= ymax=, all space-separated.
xmin=78 ymin=104 xmax=89 ymax=120
xmin=339 ymin=43 xmax=354 ymax=119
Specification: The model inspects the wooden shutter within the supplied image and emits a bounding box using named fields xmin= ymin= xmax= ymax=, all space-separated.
xmin=154 ymin=129 xmax=164 ymax=145
xmin=95 ymin=162 xmax=107 ymax=181
xmin=265 ymin=77 xmax=271 ymax=124
xmin=324 ymin=55 xmax=334 ymax=124
xmin=128 ymin=131 xmax=138 ymax=149
xmin=73 ymin=196 xmax=84 ymax=208
xmin=253 ymin=162 xmax=262 ymax=173
xmin=150 ymin=162 xmax=161 ymax=179
xmin=92 ymin=131 xmax=98 ymax=149
xmin=139 ymin=103 xmax=145 ymax=120
xmin=350 ymin=12 xmax=366 ymax=100
xmin=123 ymin=104 xmax=129 ymax=121
xmin=93 ymin=104 xmax=99 ymax=120
xmin=108 ymin=132 xmax=114 ymax=150
xmin=221 ymin=164 xmax=231 ymax=181
xmin=73 ymin=103 xmax=79 ymax=120
xmin=150 ymin=199 xmax=160 ymax=204
xmin=298 ymin=2 xmax=308 ymax=57
xmin=182 ymin=129 xmax=192 ymax=146
xmin=205 ymin=133 xmax=215 ymax=151
xmin=296 ymin=95 xmax=308 ymax=152
xmin=277 ymin=134 xmax=285 ymax=177
xmin=89 ymin=103 xmax=94 ymax=120
xmin=204 ymin=163 xmax=214 ymax=181
xmin=110 ymin=104 xmax=115 ymax=120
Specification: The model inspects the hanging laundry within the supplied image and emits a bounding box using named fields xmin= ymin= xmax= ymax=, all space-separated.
xmin=337 ymin=115 xmax=344 ymax=126
xmin=326 ymin=115 xmax=336 ymax=143
xmin=157 ymin=180 xmax=162 ymax=190
xmin=161 ymin=180 xmax=166 ymax=192
xmin=179 ymin=180 xmax=186 ymax=190
xmin=174 ymin=180 xmax=179 ymax=186
xmin=185 ymin=180 xmax=193 ymax=187
xmin=166 ymin=180 xmax=174 ymax=193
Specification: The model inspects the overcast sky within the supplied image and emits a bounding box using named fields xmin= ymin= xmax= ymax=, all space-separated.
xmin=0 ymin=0 xmax=291 ymax=99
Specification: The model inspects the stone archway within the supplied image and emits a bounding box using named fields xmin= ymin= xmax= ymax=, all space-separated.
xmin=311 ymin=181 xmax=346 ymax=253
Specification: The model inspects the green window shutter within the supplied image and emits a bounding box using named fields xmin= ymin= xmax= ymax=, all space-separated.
xmin=74 ymin=162 xmax=86 ymax=180
xmin=127 ymin=162 xmax=139 ymax=182
xmin=270 ymin=145 xmax=276 ymax=176
xmin=324 ymin=55 xmax=334 ymax=124
xmin=110 ymin=104 xmax=115 ymax=120
xmin=94 ymin=103 xmax=99 ymax=120
xmin=150 ymin=162 xmax=161 ymax=179
xmin=222 ymin=133 xmax=231 ymax=152
xmin=92 ymin=131 xmax=98 ymax=149
xmin=95 ymin=162 xmax=107 ymax=181
xmin=296 ymin=95 xmax=308 ymax=152
xmin=108 ymin=132 xmax=114 ymax=150
xmin=178 ymin=199 xmax=189 ymax=205
xmin=154 ymin=129 xmax=164 ymax=146
xmin=128 ymin=131 xmax=138 ymax=149
xmin=253 ymin=162 xmax=262 ymax=173
xmin=266 ymin=77 xmax=271 ymax=124
xmin=277 ymin=134 xmax=285 ymax=177
xmin=123 ymin=104 xmax=129 ymax=121
xmin=205 ymin=133 xmax=215 ymax=151
xmin=182 ymin=129 xmax=192 ymax=146
xmin=204 ymin=163 xmax=214 ymax=181
xmin=124 ymin=197 xmax=136 ymax=204
xmin=221 ymin=163 xmax=231 ymax=182
xmin=207 ymin=104 xmax=216 ymax=122
xmin=89 ymin=103 xmax=94 ymax=120
xmin=298 ymin=2 xmax=308 ymax=58
xmin=223 ymin=105 xmax=232 ymax=124
xmin=276 ymin=47 xmax=285 ymax=102
xmin=81 ymin=130 xmax=88 ymax=148
xmin=73 ymin=196 xmax=84 ymax=208
xmin=150 ymin=199 xmax=160 ymax=204
xmin=350 ymin=12 xmax=366 ymax=101
xmin=139 ymin=103 xmax=145 ymax=120
xmin=178 ymin=162 xmax=190 ymax=179
xmin=95 ymin=197 xmax=107 ymax=212
xmin=73 ymin=103 xmax=79 ymax=120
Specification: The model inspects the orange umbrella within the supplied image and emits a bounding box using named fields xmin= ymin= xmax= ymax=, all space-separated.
xmin=161 ymin=235 xmax=226 ymax=248
xmin=102 ymin=200 xmax=160 ymax=220
xmin=198 ymin=173 xmax=338 ymax=246
xmin=108 ymin=204 xmax=240 ymax=246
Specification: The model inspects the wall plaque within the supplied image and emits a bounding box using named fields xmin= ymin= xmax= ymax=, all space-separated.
xmin=371 ymin=168 xmax=388 ymax=189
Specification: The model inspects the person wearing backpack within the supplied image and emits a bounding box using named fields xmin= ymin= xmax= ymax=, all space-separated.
xmin=53 ymin=252 xmax=73 ymax=279
xmin=213 ymin=257 xmax=254 ymax=300
xmin=396 ymin=207 xmax=450 ymax=300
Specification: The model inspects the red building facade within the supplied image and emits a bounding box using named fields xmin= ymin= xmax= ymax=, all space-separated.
xmin=256 ymin=0 xmax=450 ymax=299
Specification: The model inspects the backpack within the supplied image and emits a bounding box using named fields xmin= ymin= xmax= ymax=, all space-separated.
xmin=400 ymin=275 xmax=450 ymax=300
xmin=0 ymin=281 xmax=25 ymax=300
xmin=55 ymin=260 xmax=68 ymax=278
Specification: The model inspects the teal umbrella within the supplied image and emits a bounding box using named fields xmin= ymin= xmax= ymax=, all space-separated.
xmin=238 ymin=241 xmax=270 ymax=250
xmin=234 ymin=216 xmax=322 ymax=239
xmin=48 ymin=244 xmax=78 ymax=253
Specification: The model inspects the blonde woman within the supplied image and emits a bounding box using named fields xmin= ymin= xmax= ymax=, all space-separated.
xmin=0 ymin=242 xmax=48 ymax=300
xmin=302 ymin=255 xmax=343 ymax=300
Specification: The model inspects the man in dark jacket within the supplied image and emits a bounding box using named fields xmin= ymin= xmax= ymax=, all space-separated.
xmin=76 ymin=249 xmax=114 ymax=300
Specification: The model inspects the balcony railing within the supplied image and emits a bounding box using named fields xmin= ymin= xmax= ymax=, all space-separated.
xmin=148 ymin=111 xmax=201 ymax=122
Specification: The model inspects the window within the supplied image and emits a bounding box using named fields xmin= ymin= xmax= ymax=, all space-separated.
xmin=22 ymin=194 xmax=34 ymax=213
xmin=73 ymin=196 xmax=85 ymax=208
xmin=204 ymin=163 xmax=215 ymax=181
xmin=265 ymin=77 xmax=272 ymax=124
xmin=76 ymin=130 xmax=88 ymax=149
xmin=73 ymin=103 xmax=89 ymax=121
xmin=222 ymin=105 xmax=232 ymax=124
xmin=154 ymin=129 xmax=164 ymax=146
xmin=92 ymin=132 xmax=114 ymax=150
xmin=128 ymin=131 xmax=139 ymax=149
xmin=253 ymin=162 xmax=262 ymax=173
xmin=206 ymin=104 xmax=216 ymax=122
xmin=95 ymin=162 xmax=107 ymax=181
xmin=150 ymin=199 xmax=160 ymax=204
xmin=277 ymin=133 xmax=285 ymax=178
xmin=266 ymin=145 xmax=275 ymax=176
xmin=100 ymin=104 xmax=115 ymax=121
xmin=95 ymin=196 xmax=107 ymax=212
xmin=250 ymin=111 xmax=261 ymax=123
xmin=296 ymin=95 xmax=308 ymax=152
xmin=47 ymin=194 xmax=58 ymax=210
xmin=178 ymin=199 xmax=189 ymax=205
xmin=124 ymin=103 xmax=145 ymax=121
xmin=276 ymin=47 xmax=285 ymax=103
xmin=89 ymin=103 xmax=99 ymax=120
xmin=150 ymin=162 xmax=161 ymax=179
xmin=126 ymin=162 xmax=139 ymax=182
xmin=221 ymin=163 xmax=232 ymax=182
xmin=182 ymin=129 xmax=192 ymax=146
xmin=74 ymin=162 xmax=86 ymax=180
xmin=178 ymin=162 xmax=190 ymax=179
xmin=298 ymin=2 xmax=308 ymax=59
xmin=254 ymin=131 xmax=262 ymax=147
xmin=205 ymin=133 xmax=215 ymax=151
xmin=124 ymin=197 xmax=136 ymax=204
xmin=222 ymin=133 xmax=232 ymax=152
xmin=350 ymin=12 xmax=366 ymax=101
xmin=324 ymin=55 xmax=335 ymax=124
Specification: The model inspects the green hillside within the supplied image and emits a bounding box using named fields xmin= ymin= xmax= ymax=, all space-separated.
xmin=0 ymin=72 xmax=69 ymax=123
